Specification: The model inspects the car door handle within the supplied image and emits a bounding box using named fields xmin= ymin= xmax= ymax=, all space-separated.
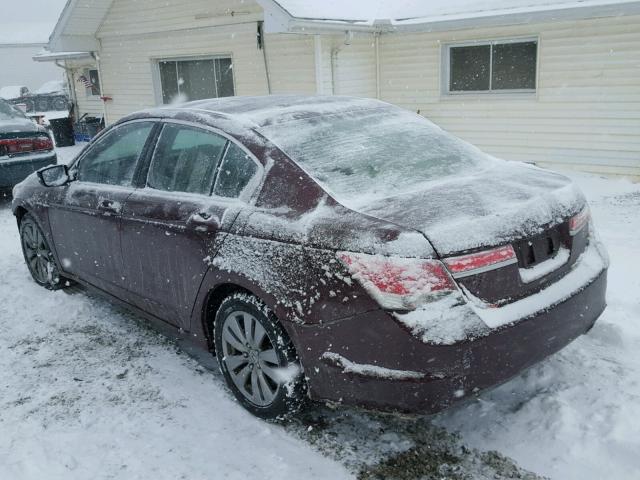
xmin=97 ymin=199 xmax=121 ymax=215
xmin=187 ymin=212 xmax=220 ymax=232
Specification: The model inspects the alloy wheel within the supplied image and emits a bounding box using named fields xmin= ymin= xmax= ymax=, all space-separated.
xmin=21 ymin=219 xmax=56 ymax=285
xmin=220 ymin=310 xmax=281 ymax=407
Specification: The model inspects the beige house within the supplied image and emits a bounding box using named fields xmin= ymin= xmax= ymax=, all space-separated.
xmin=42 ymin=0 xmax=640 ymax=177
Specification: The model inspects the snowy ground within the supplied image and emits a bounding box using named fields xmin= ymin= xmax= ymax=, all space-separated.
xmin=0 ymin=146 xmax=638 ymax=479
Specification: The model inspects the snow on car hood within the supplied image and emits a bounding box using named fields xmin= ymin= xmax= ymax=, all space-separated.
xmin=352 ymin=160 xmax=586 ymax=256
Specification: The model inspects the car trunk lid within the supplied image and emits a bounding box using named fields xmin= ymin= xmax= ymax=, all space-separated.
xmin=355 ymin=162 xmax=588 ymax=304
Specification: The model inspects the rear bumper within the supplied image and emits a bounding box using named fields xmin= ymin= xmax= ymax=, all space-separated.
xmin=297 ymin=267 xmax=607 ymax=414
xmin=0 ymin=151 xmax=56 ymax=188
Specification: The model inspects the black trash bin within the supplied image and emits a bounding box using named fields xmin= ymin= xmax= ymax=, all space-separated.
xmin=49 ymin=117 xmax=75 ymax=147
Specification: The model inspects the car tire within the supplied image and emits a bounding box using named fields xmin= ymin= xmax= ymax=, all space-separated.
xmin=214 ymin=292 xmax=306 ymax=419
xmin=19 ymin=214 xmax=69 ymax=290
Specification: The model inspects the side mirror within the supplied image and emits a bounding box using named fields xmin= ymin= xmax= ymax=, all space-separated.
xmin=38 ymin=164 xmax=71 ymax=187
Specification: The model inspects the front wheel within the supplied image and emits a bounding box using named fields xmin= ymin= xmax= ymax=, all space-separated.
xmin=19 ymin=214 xmax=67 ymax=290
xmin=214 ymin=293 xmax=306 ymax=419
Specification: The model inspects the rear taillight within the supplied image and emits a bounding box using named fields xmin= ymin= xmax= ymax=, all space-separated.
xmin=443 ymin=245 xmax=517 ymax=279
xmin=569 ymin=206 xmax=590 ymax=236
xmin=337 ymin=252 xmax=457 ymax=310
xmin=33 ymin=135 xmax=54 ymax=151
xmin=0 ymin=135 xmax=53 ymax=154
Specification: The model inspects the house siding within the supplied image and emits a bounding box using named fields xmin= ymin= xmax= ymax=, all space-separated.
xmin=94 ymin=0 xmax=324 ymax=121
xmin=378 ymin=14 xmax=640 ymax=176
xmin=264 ymin=33 xmax=316 ymax=94
xmin=88 ymin=0 xmax=639 ymax=177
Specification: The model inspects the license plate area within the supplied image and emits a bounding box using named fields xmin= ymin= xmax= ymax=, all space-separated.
xmin=514 ymin=227 xmax=564 ymax=269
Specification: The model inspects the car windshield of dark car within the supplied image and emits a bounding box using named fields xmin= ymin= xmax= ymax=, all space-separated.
xmin=258 ymin=106 xmax=490 ymax=207
xmin=0 ymin=100 xmax=25 ymax=121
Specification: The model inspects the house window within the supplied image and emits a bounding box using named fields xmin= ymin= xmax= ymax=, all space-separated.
xmin=85 ymin=69 xmax=101 ymax=97
xmin=446 ymin=39 xmax=537 ymax=93
xmin=157 ymin=57 xmax=234 ymax=104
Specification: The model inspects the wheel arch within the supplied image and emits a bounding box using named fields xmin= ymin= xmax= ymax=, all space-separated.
xmin=198 ymin=275 xmax=300 ymax=355
xmin=13 ymin=205 xmax=28 ymax=226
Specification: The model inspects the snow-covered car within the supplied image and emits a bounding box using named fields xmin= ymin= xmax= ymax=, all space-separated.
xmin=11 ymin=96 xmax=608 ymax=418
xmin=34 ymin=80 xmax=68 ymax=96
xmin=0 ymin=98 xmax=56 ymax=191
xmin=6 ymin=80 xmax=71 ymax=120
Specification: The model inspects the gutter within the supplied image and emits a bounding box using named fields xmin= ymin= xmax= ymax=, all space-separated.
xmin=262 ymin=1 xmax=640 ymax=35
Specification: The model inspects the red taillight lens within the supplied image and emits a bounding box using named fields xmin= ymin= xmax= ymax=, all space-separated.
xmin=337 ymin=252 xmax=457 ymax=310
xmin=569 ymin=206 xmax=590 ymax=236
xmin=0 ymin=135 xmax=53 ymax=154
xmin=33 ymin=135 xmax=54 ymax=151
xmin=443 ymin=245 xmax=517 ymax=279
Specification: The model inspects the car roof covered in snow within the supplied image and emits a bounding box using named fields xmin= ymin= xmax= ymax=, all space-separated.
xmin=135 ymin=95 xmax=389 ymax=130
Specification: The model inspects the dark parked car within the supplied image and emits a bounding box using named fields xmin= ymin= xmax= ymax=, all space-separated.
xmin=1 ymin=98 xmax=56 ymax=191
xmin=12 ymin=96 xmax=609 ymax=418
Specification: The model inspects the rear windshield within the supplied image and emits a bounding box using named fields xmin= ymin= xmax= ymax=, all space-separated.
xmin=0 ymin=100 xmax=25 ymax=121
xmin=258 ymin=106 xmax=489 ymax=206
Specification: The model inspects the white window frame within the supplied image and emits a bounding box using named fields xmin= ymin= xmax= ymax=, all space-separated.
xmin=84 ymin=68 xmax=101 ymax=98
xmin=150 ymin=54 xmax=236 ymax=106
xmin=441 ymin=36 xmax=539 ymax=96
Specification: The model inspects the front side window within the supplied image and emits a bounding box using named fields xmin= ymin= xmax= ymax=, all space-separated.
xmin=158 ymin=57 xmax=234 ymax=104
xmin=212 ymin=143 xmax=259 ymax=199
xmin=77 ymin=122 xmax=153 ymax=186
xmin=147 ymin=124 xmax=227 ymax=195
xmin=448 ymin=40 xmax=537 ymax=93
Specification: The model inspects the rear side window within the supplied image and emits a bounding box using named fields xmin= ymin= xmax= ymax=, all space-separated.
xmin=147 ymin=124 xmax=227 ymax=195
xmin=212 ymin=143 xmax=258 ymax=198
xmin=77 ymin=122 xmax=153 ymax=186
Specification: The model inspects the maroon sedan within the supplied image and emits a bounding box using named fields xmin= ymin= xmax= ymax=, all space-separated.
xmin=12 ymin=96 xmax=608 ymax=419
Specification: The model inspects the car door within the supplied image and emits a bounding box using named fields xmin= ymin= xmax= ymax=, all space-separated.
xmin=120 ymin=121 xmax=262 ymax=329
xmin=47 ymin=120 xmax=155 ymax=295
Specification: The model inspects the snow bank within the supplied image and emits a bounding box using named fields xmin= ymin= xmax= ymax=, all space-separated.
xmin=0 ymin=182 xmax=350 ymax=480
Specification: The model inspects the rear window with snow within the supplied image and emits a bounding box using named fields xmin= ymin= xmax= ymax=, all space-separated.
xmin=258 ymin=106 xmax=488 ymax=205
xmin=0 ymin=99 xmax=24 ymax=120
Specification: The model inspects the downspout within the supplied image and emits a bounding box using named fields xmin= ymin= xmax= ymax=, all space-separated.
xmin=330 ymin=30 xmax=353 ymax=96
xmin=258 ymin=21 xmax=272 ymax=94
xmin=93 ymin=50 xmax=108 ymax=125
xmin=375 ymin=32 xmax=381 ymax=99
xmin=314 ymin=35 xmax=323 ymax=95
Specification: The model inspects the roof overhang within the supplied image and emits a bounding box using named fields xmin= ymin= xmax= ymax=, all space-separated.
xmin=258 ymin=0 xmax=640 ymax=34
xmin=33 ymin=51 xmax=94 ymax=62
xmin=48 ymin=0 xmax=114 ymax=52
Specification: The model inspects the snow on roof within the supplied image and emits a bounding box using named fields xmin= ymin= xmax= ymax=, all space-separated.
xmin=180 ymin=95 xmax=382 ymax=127
xmin=32 ymin=50 xmax=93 ymax=62
xmin=265 ymin=0 xmax=640 ymax=27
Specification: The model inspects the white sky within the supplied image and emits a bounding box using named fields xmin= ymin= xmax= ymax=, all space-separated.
xmin=0 ymin=0 xmax=68 ymax=44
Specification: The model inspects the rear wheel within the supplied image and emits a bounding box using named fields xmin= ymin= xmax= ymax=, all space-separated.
xmin=19 ymin=214 xmax=68 ymax=290
xmin=214 ymin=293 xmax=305 ymax=419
